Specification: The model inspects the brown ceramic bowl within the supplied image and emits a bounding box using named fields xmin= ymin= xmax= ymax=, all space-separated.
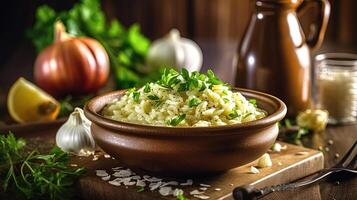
xmin=84 ymin=88 xmax=286 ymax=175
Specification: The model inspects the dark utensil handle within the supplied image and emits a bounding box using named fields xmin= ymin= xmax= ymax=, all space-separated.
xmin=232 ymin=185 xmax=263 ymax=200
xmin=232 ymin=169 xmax=357 ymax=200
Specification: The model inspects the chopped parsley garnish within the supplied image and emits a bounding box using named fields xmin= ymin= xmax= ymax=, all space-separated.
xmin=157 ymin=68 xmax=180 ymax=89
xmin=188 ymin=98 xmax=201 ymax=107
xmin=177 ymin=194 xmax=188 ymax=200
xmin=132 ymin=91 xmax=140 ymax=102
xmin=167 ymin=114 xmax=186 ymax=126
xmin=137 ymin=186 xmax=145 ymax=192
xmin=144 ymin=83 xmax=151 ymax=93
xmin=228 ymin=110 xmax=240 ymax=119
xmin=156 ymin=68 xmax=226 ymax=93
xmin=243 ymin=113 xmax=252 ymax=119
xmin=126 ymin=87 xmax=136 ymax=96
xmin=223 ymin=98 xmax=230 ymax=103
xmin=177 ymin=83 xmax=189 ymax=92
xmin=154 ymin=101 xmax=162 ymax=108
xmin=181 ymin=68 xmax=190 ymax=80
xmin=147 ymin=95 xmax=160 ymax=101
xmin=147 ymin=95 xmax=161 ymax=107
xmin=199 ymin=84 xmax=206 ymax=92
xmin=207 ymin=69 xmax=223 ymax=85
xmin=249 ymin=99 xmax=257 ymax=107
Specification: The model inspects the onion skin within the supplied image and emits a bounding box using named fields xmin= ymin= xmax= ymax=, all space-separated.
xmin=34 ymin=21 xmax=109 ymax=97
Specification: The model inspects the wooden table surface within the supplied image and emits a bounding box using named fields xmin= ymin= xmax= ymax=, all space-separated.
xmin=0 ymin=40 xmax=357 ymax=200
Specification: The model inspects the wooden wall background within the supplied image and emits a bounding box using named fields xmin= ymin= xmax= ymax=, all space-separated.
xmin=0 ymin=0 xmax=356 ymax=112
xmin=101 ymin=0 xmax=357 ymax=52
xmin=1 ymin=0 xmax=357 ymax=67
xmin=1 ymin=0 xmax=356 ymax=111
xmin=101 ymin=0 xmax=252 ymax=41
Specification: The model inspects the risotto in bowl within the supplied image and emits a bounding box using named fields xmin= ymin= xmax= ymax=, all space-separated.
xmin=84 ymin=69 xmax=286 ymax=174
xmin=102 ymin=69 xmax=266 ymax=127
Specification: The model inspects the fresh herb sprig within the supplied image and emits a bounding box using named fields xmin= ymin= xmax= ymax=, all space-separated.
xmin=157 ymin=68 xmax=225 ymax=92
xmin=0 ymin=133 xmax=85 ymax=200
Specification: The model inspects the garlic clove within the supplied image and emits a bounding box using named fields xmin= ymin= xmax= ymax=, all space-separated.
xmin=56 ymin=107 xmax=95 ymax=156
xmin=257 ymin=153 xmax=272 ymax=168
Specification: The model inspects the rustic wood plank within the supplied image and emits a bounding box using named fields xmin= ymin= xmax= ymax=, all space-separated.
xmin=74 ymin=143 xmax=323 ymax=200
xmin=1 ymin=40 xmax=356 ymax=199
xmin=1 ymin=120 xmax=324 ymax=200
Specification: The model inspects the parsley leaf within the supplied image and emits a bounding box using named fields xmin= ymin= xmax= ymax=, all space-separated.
xmin=199 ymin=84 xmax=207 ymax=92
xmin=243 ymin=113 xmax=252 ymax=119
xmin=147 ymin=95 xmax=161 ymax=107
xmin=249 ymin=99 xmax=257 ymax=107
xmin=147 ymin=95 xmax=160 ymax=101
xmin=143 ymin=84 xmax=151 ymax=93
xmin=181 ymin=68 xmax=190 ymax=80
xmin=188 ymin=98 xmax=201 ymax=107
xmin=207 ymin=69 xmax=223 ymax=86
xmin=177 ymin=83 xmax=189 ymax=92
xmin=228 ymin=110 xmax=240 ymax=119
xmin=177 ymin=194 xmax=188 ymax=200
xmin=155 ymin=69 xmax=226 ymax=93
xmin=223 ymin=98 xmax=230 ymax=103
xmin=137 ymin=186 xmax=145 ymax=192
xmin=157 ymin=69 xmax=180 ymax=89
xmin=167 ymin=114 xmax=186 ymax=126
xmin=126 ymin=87 xmax=136 ymax=96
xmin=132 ymin=92 xmax=140 ymax=102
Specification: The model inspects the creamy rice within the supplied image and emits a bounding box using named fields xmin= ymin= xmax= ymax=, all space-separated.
xmin=102 ymin=69 xmax=266 ymax=127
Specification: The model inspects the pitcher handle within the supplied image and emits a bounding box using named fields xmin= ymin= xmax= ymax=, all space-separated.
xmin=297 ymin=0 xmax=331 ymax=51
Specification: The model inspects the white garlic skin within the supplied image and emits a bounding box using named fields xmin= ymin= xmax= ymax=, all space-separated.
xmin=147 ymin=29 xmax=203 ymax=72
xmin=56 ymin=108 xmax=95 ymax=156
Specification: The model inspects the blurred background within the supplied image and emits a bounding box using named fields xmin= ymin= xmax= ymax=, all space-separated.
xmin=1 ymin=0 xmax=357 ymax=102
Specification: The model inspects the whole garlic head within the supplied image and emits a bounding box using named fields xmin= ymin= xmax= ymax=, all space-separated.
xmin=147 ymin=29 xmax=203 ymax=72
xmin=56 ymin=107 xmax=95 ymax=156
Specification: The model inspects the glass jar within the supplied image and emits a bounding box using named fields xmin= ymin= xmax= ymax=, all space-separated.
xmin=315 ymin=53 xmax=357 ymax=125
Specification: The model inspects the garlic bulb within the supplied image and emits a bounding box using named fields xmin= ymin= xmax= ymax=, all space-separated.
xmin=56 ymin=107 xmax=95 ymax=156
xmin=147 ymin=29 xmax=203 ymax=72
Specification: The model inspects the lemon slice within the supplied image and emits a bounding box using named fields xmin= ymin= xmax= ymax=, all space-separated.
xmin=7 ymin=77 xmax=60 ymax=123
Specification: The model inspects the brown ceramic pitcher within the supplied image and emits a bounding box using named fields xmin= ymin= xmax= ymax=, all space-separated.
xmin=235 ymin=0 xmax=330 ymax=115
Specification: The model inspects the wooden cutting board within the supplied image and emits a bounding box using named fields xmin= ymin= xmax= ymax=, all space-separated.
xmin=1 ymin=121 xmax=324 ymax=200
